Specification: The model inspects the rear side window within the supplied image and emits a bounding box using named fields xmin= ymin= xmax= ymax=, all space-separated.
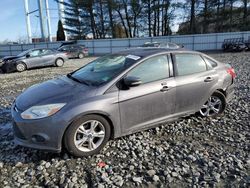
xmin=203 ymin=57 xmax=217 ymax=68
xmin=174 ymin=54 xmax=207 ymax=76
xmin=127 ymin=55 xmax=169 ymax=84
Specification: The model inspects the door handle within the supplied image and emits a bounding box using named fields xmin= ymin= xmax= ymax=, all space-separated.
xmin=160 ymin=86 xmax=171 ymax=92
xmin=204 ymin=77 xmax=213 ymax=82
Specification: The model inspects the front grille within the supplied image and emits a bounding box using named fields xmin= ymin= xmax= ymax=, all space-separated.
xmin=12 ymin=122 xmax=26 ymax=140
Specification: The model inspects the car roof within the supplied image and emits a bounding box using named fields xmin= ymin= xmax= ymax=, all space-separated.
xmin=116 ymin=47 xmax=194 ymax=58
xmin=29 ymin=48 xmax=51 ymax=51
xmin=59 ymin=44 xmax=84 ymax=47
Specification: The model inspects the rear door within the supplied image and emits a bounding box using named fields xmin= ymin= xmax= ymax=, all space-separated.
xmin=72 ymin=46 xmax=80 ymax=57
xmin=118 ymin=55 xmax=176 ymax=133
xmin=172 ymin=53 xmax=218 ymax=114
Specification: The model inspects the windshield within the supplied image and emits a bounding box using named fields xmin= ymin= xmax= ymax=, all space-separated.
xmin=18 ymin=49 xmax=31 ymax=57
xmin=69 ymin=54 xmax=138 ymax=86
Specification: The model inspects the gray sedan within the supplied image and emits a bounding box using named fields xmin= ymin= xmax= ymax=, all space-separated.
xmin=11 ymin=48 xmax=235 ymax=157
xmin=1 ymin=48 xmax=68 ymax=73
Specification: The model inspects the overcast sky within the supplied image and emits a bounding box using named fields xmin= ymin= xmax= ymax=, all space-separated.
xmin=0 ymin=0 xmax=59 ymax=42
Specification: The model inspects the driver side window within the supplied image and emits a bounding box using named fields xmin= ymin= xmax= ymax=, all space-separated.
xmin=127 ymin=55 xmax=169 ymax=84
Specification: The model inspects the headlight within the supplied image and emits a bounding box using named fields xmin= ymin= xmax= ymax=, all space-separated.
xmin=21 ymin=103 xmax=66 ymax=120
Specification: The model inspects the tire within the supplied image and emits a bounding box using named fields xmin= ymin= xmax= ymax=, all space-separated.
xmin=63 ymin=115 xmax=111 ymax=157
xmin=16 ymin=63 xmax=26 ymax=72
xmin=55 ymin=58 xmax=64 ymax=67
xmin=199 ymin=91 xmax=226 ymax=117
xmin=78 ymin=53 xmax=84 ymax=59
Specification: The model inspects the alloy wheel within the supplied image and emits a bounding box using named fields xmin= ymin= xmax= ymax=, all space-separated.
xmin=56 ymin=59 xmax=64 ymax=67
xmin=16 ymin=64 xmax=25 ymax=72
xmin=78 ymin=53 xmax=84 ymax=59
xmin=199 ymin=96 xmax=222 ymax=117
xmin=74 ymin=120 xmax=105 ymax=152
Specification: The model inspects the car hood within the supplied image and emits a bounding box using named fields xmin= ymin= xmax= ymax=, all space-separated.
xmin=2 ymin=56 xmax=20 ymax=61
xmin=1 ymin=56 xmax=24 ymax=62
xmin=15 ymin=76 xmax=97 ymax=111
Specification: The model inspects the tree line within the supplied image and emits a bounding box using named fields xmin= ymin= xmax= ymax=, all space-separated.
xmin=58 ymin=0 xmax=250 ymax=40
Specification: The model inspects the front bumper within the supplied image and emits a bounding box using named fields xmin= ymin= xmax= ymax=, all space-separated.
xmin=11 ymin=104 xmax=68 ymax=153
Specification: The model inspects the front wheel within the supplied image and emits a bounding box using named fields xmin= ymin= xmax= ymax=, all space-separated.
xmin=16 ymin=63 xmax=26 ymax=72
xmin=63 ymin=115 xmax=111 ymax=157
xmin=199 ymin=91 xmax=226 ymax=117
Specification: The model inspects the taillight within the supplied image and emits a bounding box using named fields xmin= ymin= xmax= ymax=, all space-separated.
xmin=83 ymin=48 xmax=88 ymax=52
xmin=227 ymin=68 xmax=236 ymax=78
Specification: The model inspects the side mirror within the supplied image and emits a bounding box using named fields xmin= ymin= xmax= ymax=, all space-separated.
xmin=26 ymin=54 xmax=30 ymax=58
xmin=123 ymin=76 xmax=142 ymax=87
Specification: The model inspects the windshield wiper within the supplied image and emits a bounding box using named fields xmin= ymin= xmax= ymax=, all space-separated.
xmin=67 ymin=73 xmax=90 ymax=86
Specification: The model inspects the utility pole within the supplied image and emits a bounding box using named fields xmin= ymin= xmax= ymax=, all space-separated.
xmin=24 ymin=0 xmax=32 ymax=43
xmin=38 ymin=0 xmax=46 ymax=41
xmin=57 ymin=0 xmax=65 ymax=23
xmin=45 ymin=0 xmax=52 ymax=42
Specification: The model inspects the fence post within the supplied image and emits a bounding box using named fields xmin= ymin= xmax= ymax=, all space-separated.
xmin=215 ymin=33 xmax=218 ymax=50
xmin=110 ymin=39 xmax=112 ymax=53
xmin=9 ymin=45 xmax=12 ymax=56
xmin=192 ymin=35 xmax=195 ymax=50
xmin=92 ymin=40 xmax=95 ymax=55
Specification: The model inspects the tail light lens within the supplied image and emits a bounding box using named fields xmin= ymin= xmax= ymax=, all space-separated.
xmin=83 ymin=48 xmax=88 ymax=52
xmin=227 ymin=68 xmax=236 ymax=78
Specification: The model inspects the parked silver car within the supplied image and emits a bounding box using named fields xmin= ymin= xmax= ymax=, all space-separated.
xmin=1 ymin=48 xmax=68 ymax=73
xmin=11 ymin=48 xmax=235 ymax=157
xmin=142 ymin=42 xmax=184 ymax=49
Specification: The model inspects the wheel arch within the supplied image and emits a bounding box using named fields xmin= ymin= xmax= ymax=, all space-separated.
xmin=55 ymin=57 xmax=65 ymax=62
xmin=61 ymin=111 xmax=116 ymax=150
xmin=215 ymin=88 xmax=226 ymax=97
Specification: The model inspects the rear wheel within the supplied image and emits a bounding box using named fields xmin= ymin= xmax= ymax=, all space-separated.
xmin=63 ymin=115 xmax=111 ymax=157
xmin=78 ymin=53 xmax=84 ymax=59
xmin=55 ymin=58 xmax=64 ymax=67
xmin=16 ymin=63 xmax=26 ymax=72
xmin=199 ymin=91 xmax=226 ymax=117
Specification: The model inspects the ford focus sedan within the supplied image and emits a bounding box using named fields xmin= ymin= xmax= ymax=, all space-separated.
xmin=11 ymin=48 xmax=235 ymax=157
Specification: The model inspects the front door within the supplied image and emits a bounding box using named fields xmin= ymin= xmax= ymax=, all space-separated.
xmin=118 ymin=55 xmax=176 ymax=133
xmin=25 ymin=49 xmax=43 ymax=68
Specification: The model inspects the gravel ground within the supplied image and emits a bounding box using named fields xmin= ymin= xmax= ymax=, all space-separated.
xmin=0 ymin=52 xmax=249 ymax=188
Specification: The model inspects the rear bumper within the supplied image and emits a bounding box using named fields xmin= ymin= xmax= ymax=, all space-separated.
xmin=225 ymin=83 xmax=234 ymax=102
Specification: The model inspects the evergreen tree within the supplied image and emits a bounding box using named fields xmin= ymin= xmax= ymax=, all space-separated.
xmin=56 ymin=20 xmax=65 ymax=41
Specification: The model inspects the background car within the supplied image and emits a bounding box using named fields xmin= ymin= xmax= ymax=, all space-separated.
xmin=58 ymin=44 xmax=89 ymax=59
xmin=222 ymin=38 xmax=248 ymax=52
xmin=142 ymin=41 xmax=184 ymax=49
xmin=1 ymin=48 xmax=68 ymax=73
xmin=12 ymin=48 xmax=235 ymax=157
